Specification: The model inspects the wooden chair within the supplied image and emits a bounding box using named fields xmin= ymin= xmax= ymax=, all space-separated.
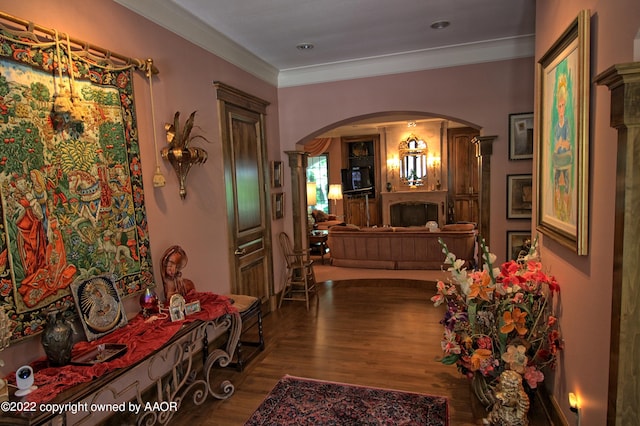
xmin=278 ymin=232 xmax=317 ymax=310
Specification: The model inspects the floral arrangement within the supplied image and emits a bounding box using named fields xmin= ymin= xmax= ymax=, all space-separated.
xmin=431 ymin=237 xmax=562 ymax=390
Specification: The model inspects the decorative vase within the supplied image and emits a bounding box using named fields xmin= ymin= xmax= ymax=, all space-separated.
xmin=41 ymin=311 xmax=73 ymax=367
xmin=471 ymin=373 xmax=496 ymax=409
xmin=139 ymin=287 xmax=159 ymax=317
xmin=386 ymin=182 xmax=392 ymax=192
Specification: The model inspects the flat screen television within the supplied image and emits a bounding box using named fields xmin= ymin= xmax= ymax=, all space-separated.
xmin=341 ymin=166 xmax=373 ymax=193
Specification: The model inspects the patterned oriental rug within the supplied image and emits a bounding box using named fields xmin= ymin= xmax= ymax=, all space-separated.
xmin=245 ymin=375 xmax=449 ymax=425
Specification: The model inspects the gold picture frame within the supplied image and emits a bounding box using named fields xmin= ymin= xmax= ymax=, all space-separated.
xmin=271 ymin=161 xmax=283 ymax=188
xmin=71 ymin=275 xmax=128 ymax=341
xmin=272 ymin=192 xmax=285 ymax=220
xmin=509 ymin=112 xmax=534 ymax=160
xmin=507 ymin=174 xmax=533 ymax=219
xmin=536 ymin=9 xmax=590 ymax=255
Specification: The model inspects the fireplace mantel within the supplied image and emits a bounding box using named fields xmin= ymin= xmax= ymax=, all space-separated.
xmin=381 ymin=190 xmax=448 ymax=228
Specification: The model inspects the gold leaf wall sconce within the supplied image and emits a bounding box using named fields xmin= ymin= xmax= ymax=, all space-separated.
xmin=161 ymin=111 xmax=209 ymax=199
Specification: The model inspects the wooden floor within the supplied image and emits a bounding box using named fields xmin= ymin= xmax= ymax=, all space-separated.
xmin=167 ymin=278 xmax=482 ymax=425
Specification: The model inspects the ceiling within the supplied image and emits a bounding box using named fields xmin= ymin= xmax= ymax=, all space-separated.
xmin=115 ymin=0 xmax=536 ymax=88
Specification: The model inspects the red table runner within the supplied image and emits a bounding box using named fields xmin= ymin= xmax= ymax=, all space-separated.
xmin=8 ymin=292 xmax=237 ymax=403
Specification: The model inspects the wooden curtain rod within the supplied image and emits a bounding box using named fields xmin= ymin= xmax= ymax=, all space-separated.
xmin=0 ymin=11 xmax=157 ymax=74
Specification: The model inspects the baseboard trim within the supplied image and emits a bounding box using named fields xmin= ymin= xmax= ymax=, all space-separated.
xmin=537 ymin=385 xmax=569 ymax=426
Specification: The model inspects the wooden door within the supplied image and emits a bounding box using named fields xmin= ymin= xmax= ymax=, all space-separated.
xmin=448 ymin=127 xmax=480 ymax=224
xmin=215 ymin=83 xmax=273 ymax=311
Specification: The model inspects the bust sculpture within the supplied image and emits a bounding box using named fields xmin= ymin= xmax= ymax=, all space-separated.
xmin=161 ymin=245 xmax=196 ymax=300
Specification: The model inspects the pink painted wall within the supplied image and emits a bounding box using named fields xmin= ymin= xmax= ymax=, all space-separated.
xmin=534 ymin=1 xmax=640 ymax=425
xmin=278 ymin=58 xmax=536 ymax=266
xmin=0 ymin=0 xmax=281 ymax=373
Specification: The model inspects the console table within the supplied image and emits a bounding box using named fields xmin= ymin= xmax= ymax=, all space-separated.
xmin=1 ymin=296 xmax=241 ymax=426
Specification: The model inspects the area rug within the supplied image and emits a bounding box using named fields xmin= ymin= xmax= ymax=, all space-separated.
xmin=245 ymin=375 xmax=448 ymax=425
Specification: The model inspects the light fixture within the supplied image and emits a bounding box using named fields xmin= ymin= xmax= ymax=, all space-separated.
xmin=327 ymin=184 xmax=343 ymax=214
xmin=296 ymin=42 xmax=314 ymax=50
xmin=568 ymin=392 xmax=579 ymax=413
xmin=430 ymin=20 xmax=450 ymax=30
xmin=161 ymin=111 xmax=209 ymax=199
xmin=145 ymin=58 xmax=166 ymax=188
xmin=306 ymin=182 xmax=317 ymax=207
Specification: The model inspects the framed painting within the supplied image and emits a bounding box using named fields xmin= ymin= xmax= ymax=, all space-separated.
xmin=509 ymin=112 xmax=534 ymax=160
xmin=0 ymin=24 xmax=154 ymax=341
xmin=70 ymin=275 xmax=128 ymax=341
xmin=507 ymin=174 xmax=533 ymax=219
xmin=272 ymin=192 xmax=284 ymax=219
xmin=271 ymin=161 xmax=283 ymax=188
xmin=536 ymin=9 xmax=590 ymax=255
xmin=507 ymin=231 xmax=532 ymax=262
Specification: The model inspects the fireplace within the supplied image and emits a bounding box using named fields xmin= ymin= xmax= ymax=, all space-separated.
xmin=390 ymin=202 xmax=439 ymax=227
xmin=380 ymin=190 xmax=448 ymax=228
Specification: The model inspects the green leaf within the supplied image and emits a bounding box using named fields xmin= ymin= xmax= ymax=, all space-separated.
xmin=441 ymin=354 xmax=460 ymax=365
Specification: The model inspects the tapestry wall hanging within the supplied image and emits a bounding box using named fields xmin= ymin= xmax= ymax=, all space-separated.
xmin=0 ymin=24 xmax=153 ymax=341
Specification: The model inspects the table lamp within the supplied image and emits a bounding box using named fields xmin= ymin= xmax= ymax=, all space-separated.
xmin=327 ymin=184 xmax=343 ymax=215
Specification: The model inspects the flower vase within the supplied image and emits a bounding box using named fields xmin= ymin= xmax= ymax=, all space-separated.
xmin=471 ymin=374 xmax=496 ymax=409
xmin=41 ymin=311 xmax=73 ymax=367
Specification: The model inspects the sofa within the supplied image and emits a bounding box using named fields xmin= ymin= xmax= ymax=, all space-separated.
xmin=311 ymin=209 xmax=345 ymax=230
xmin=327 ymin=223 xmax=477 ymax=270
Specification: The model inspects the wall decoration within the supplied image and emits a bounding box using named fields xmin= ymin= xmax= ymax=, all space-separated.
xmin=273 ymin=192 xmax=285 ymax=219
xmin=536 ymin=9 xmax=590 ymax=255
xmin=70 ymin=275 xmax=128 ymax=341
xmin=508 ymin=112 xmax=534 ymax=160
xmin=507 ymin=174 xmax=533 ymax=219
xmin=271 ymin=161 xmax=283 ymax=188
xmin=506 ymin=231 xmax=532 ymax=261
xmin=0 ymin=21 xmax=154 ymax=341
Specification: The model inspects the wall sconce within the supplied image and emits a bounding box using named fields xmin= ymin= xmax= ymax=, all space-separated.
xmin=427 ymin=154 xmax=441 ymax=190
xmin=161 ymin=111 xmax=209 ymax=199
xmin=568 ymin=392 xmax=579 ymax=413
xmin=327 ymin=184 xmax=343 ymax=214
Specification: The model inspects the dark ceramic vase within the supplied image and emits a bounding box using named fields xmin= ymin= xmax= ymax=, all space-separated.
xmin=41 ymin=311 xmax=73 ymax=366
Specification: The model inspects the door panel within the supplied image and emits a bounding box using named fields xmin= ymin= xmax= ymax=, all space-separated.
xmin=216 ymin=82 xmax=273 ymax=312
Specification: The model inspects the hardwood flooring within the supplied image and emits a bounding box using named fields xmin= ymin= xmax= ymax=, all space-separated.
xmin=168 ymin=278 xmax=481 ymax=425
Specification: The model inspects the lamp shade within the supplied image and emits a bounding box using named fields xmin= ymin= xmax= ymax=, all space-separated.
xmin=328 ymin=184 xmax=343 ymax=201
xmin=306 ymin=182 xmax=317 ymax=206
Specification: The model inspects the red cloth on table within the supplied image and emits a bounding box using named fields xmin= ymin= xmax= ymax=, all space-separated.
xmin=8 ymin=292 xmax=237 ymax=403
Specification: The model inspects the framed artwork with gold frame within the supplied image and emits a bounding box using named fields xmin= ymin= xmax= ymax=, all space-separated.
xmin=272 ymin=192 xmax=285 ymax=219
xmin=536 ymin=9 xmax=590 ymax=255
xmin=71 ymin=275 xmax=128 ymax=341
xmin=271 ymin=161 xmax=283 ymax=188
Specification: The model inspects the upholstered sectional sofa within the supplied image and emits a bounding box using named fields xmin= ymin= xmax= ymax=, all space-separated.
xmin=327 ymin=223 xmax=477 ymax=270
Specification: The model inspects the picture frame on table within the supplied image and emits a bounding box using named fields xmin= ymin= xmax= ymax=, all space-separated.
xmin=271 ymin=161 xmax=283 ymax=188
xmin=272 ymin=192 xmax=285 ymax=220
xmin=507 ymin=231 xmax=533 ymax=261
xmin=536 ymin=9 xmax=590 ymax=255
xmin=509 ymin=112 xmax=534 ymax=160
xmin=507 ymin=174 xmax=533 ymax=219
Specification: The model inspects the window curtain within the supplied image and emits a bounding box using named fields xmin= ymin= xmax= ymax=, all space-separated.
xmin=305 ymin=137 xmax=333 ymax=157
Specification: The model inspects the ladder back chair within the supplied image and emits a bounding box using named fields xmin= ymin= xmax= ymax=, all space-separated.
xmin=278 ymin=232 xmax=317 ymax=310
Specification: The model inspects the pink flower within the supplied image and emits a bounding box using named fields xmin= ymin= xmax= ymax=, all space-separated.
xmin=524 ymin=366 xmax=544 ymax=388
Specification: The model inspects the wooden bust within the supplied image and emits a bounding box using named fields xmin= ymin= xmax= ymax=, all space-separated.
xmin=160 ymin=245 xmax=195 ymax=301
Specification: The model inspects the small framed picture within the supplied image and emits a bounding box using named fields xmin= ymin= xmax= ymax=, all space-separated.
xmin=271 ymin=161 xmax=283 ymax=188
xmin=509 ymin=112 xmax=534 ymax=160
xmin=272 ymin=192 xmax=284 ymax=219
xmin=185 ymin=300 xmax=201 ymax=315
xmin=169 ymin=294 xmax=186 ymax=322
xmin=507 ymin=231 xmax=532 ymax=261
xmin=507 ymin=174 xmax=533 ymax=219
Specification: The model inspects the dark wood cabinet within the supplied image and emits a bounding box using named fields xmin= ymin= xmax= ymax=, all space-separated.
xmin=345 ymin=196 xmax=379 ymax=227
xmin=448 ymin=127 xmax=480 ymax=224
xmin=341 ymin=135 xmax=381 ymax=226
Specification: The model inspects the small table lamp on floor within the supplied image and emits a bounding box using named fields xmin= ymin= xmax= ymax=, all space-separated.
xmin=328 ymin=184 xmax=343 ymax=216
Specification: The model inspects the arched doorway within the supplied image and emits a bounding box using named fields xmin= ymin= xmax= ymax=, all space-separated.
xmin=286 ymin=112 xmax=494 ymax=254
